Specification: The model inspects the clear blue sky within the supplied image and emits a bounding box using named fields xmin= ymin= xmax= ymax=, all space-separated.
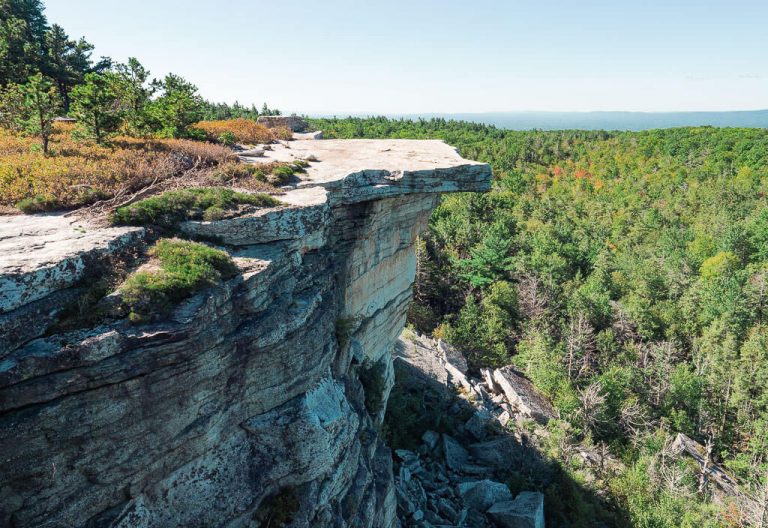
xmin=44 ymin=0 xmax=768 ymax=114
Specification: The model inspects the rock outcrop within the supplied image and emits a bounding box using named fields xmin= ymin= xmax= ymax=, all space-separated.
xmin=256 ymin=115 xmax=308 ymax=132
xmin=0 ymin=139 xmax=490 ymax=527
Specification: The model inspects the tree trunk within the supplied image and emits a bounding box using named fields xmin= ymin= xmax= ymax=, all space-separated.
xmin=56 ymin=79 xmax=70 ymax=113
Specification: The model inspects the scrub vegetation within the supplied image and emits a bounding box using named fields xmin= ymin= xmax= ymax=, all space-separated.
xmin=119 ymin=238 xmax=238 ymax=323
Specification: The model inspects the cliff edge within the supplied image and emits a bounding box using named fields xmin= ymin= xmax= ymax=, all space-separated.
xmin=0 ymin=138 xmax=491 ymax=527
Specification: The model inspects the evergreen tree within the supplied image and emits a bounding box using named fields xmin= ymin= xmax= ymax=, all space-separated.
xmin=148 ymin=73 xmax=204 ymax=138
xmin=0 ymin=72 xmax=61 ymax=153
xmin=0 ymin=0 xmax=48 ymax=85
xmin=70 ymin=72 xmax=121 ymax=143
xmin=113 ymin=57 xmax=153 ymax=133
xmin=42 ymin=24 xmax=108 ymax=111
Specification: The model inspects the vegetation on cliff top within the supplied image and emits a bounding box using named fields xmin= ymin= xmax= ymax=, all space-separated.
xmin=0 ymin=0 xmax=285 ymax=213
xmin=119 ymin=238 xmax=238 ymax=323
xmin=315 ymin=116 xmax=768 ymax=528
xmin=192 ymin=118 xmax=292 ymax=145
xmin=110 ymin=187 xmax=280 ymax=227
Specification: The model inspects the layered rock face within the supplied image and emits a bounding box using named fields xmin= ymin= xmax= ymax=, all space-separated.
xmin=0 ymin=139 xmax=490 ymax=527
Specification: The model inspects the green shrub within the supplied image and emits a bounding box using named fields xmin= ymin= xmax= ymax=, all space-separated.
xmin=256 ymin=488 xmax=300 ymax=527
xmin=217 ymin=131 xmax=237 ymax=146
xmin=269 ymin=164 xmax=296 ymax=185
xmin=110 ymin=187 xmax=280 ymax=227
xmin=120 ymin=238 xmax=238 ymax=322
xmin=16 ymin=194 xmax=61 ymax=213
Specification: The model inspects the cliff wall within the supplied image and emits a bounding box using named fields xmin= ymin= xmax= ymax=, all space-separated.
xmin=0 ymin=139 xmax=491 ymax=527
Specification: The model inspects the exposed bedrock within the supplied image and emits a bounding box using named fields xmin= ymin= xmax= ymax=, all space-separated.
xmin=0 ymin=139 xmax=491 ymax=527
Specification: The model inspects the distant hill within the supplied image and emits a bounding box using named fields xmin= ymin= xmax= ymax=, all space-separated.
xmin=377 ymin=110 xmax=768 ymax=131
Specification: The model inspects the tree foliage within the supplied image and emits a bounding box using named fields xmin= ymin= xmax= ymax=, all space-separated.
xmin=314 ymin=116 xmax=768 ymax=526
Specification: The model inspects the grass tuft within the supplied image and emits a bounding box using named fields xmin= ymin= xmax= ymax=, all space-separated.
xmin=120 ymin=238 xmax=238 ymax=322
xmin=110 ymin=187 xmax=280 ymax=227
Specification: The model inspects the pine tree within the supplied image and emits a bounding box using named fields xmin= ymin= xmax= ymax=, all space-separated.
xmin=70 ymin=72 xmax=121 ymax=143
xmin=42 ymin=24 xmax=107 ymax=111
xmin=0 ymin=0 xmax=48 ymax=85
xmin=0 ymin=73 xmax=61 ymax=153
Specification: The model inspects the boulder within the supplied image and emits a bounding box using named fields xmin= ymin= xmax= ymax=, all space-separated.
xmin=256 ymin=115 xmax=308 ymax=132
xmin=492 ymin=366 xmax=555 ymax=424
xmin=438 ymin=339 xmax=468 ymax=374
xmin=294 ymin=131 xmax=324 ymax=140
xmin=487 ymin=491 xmax=545 ymax=528
xmin=456 ymin=479 xmax=513 ymax=512
xmin=481 ymin=368 xmax=500 ymax=393
xmin=468 ymin=437 xmax=519 ymax=470
xmin=422 ymin=430 xmax=441 ymax=451
xmin=464 ymin=409 xmax=493 ymax=441
xmin=238 ymin=147 xmax=265 ymax=157
xmin=442 ymin=434 xmax=469 ymax=471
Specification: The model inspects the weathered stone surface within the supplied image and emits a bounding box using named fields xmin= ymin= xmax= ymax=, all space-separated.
xmin=180 ymin=201 xmax=328 ymax=248
xmin=487 ymin=491 xmax=545 ymax=528
xmin=257 ymin=114 xmax=308 ymax=131
xmin=443 ymin=434 xmax=470 ymax=471
xmin=469 ymin=437 xmax=521 ymax=470
xmin=457 ymin=479 xmax=514 ymax=512
xmin=493 ymin=366 xmax=556 ymax=425
xmin=0 ymin=139 xmax=491 ymax=527
xmin=0 ymin=214 xmax=143 ymax=314
xmin=465 ymin=409 xmax=494 ymax=441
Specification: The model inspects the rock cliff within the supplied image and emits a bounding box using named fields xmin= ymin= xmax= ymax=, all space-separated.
xmin=0 ymin=139 xmax=491 ymax=527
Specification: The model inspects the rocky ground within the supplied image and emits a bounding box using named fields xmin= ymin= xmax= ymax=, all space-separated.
xmin=390 ymin=330 xmax=550 ymax=528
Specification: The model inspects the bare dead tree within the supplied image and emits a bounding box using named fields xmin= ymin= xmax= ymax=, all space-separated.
xmin=619 ymin=398 xmax=652 ymax=441
xmin=652 ymin=435 xmax=695 ymax=499
xmin=566 ymin=313 xmax=596 ymax=380
xmin=698 ymin=430 xmax=715 ymax=498
xmin=517 ymin=274 xmax=549 ymax=321
xmin=578 ymin=380 xmax=607 ymax=432
xmin=748 ymin=270 xmax=768 ymax=321
xmin=648 ymin=341 xmax=678 ymax=406
xmin=611 ymin=300 xmax=639 ymax=343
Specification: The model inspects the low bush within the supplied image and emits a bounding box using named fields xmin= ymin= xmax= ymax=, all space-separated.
xmin=110 ymin=187 xmax=280 ymax=227
xmin=120 ymin=238 xmax=238 ymax=322
xmin=209 ymin=160 xmax=309 ymax=188
xmin=16 ymin=194 xmax=62 ymax=213
xmin=0 ymin=123 xmax=235 ymax=212
xmin=192 ymin=119 xmax=276 ymax=144
xmin=271 ymin=126 xmax=294 ymax=141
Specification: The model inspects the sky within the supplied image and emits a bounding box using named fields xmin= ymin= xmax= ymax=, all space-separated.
xmin=44 ymin=0 xmax=768 ymax=115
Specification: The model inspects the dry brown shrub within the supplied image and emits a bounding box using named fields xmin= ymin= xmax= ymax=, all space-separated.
xmin=192 ymin=119 xmax=276 ymax=144
xmin=0 ymin=124 xmax=237 ymax=211
xmin=271 ymin=126 xmax=294 ymax=141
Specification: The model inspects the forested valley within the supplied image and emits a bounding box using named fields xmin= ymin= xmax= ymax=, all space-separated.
xmin=313 ymin=116 xmax=768 ymax=527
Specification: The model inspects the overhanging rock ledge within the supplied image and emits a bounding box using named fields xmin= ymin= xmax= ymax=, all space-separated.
xmin=0 ymin=138 xmax=491 ymax=527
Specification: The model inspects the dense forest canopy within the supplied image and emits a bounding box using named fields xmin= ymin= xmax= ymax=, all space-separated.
xmin=312 ymin=116 xmax=768 ymax=527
